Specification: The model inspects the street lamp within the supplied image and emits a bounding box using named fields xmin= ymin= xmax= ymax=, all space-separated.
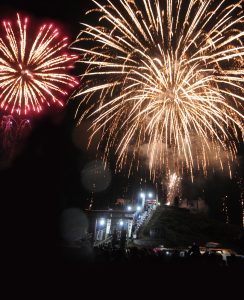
xmin=119 ymin=220 xmax=124 ymax=226
xmin=136 ymin=206 xmax=141 ymax=211
xmin=99 ymin=218 xmax=105 ymax=226
xmin=140 ymin=192 xmax=153 ymax=207
xmin=127 ymin=206 xmax=132 ymax=211
xmin=140 ymin=192 xmax=145 ymax=198
xmin=140 ymin=193 xmax=146 ymax=208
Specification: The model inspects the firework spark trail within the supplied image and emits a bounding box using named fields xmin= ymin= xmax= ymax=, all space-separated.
xmin=0 ymin=14 xmax=78 ymax=115
xmin=166 ymin=172 xmax=181 ymax=205
xmin=73 ymin=0 xmax=244 ymax=178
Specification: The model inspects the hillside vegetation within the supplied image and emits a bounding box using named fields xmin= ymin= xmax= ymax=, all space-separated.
xmin=139 ymin=206 xmax=242 ymax=248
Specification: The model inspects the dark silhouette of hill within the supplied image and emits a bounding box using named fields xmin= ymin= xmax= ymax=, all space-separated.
xmin=139 ymin=206 xmax=243 ymax=249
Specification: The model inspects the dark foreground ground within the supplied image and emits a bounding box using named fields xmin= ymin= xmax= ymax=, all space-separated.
xmin=2 ymin=242 xmax=244 ymax=298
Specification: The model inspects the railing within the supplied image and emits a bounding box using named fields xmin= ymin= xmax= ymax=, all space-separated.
xmin=94 ymin=235 xmax=112 ymax=247
xmin=133 ymin=206 xmax=155 ymax=237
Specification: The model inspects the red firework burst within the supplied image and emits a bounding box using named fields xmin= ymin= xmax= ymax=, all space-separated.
xmin=0 ymin=14 xmax=78 ymax=115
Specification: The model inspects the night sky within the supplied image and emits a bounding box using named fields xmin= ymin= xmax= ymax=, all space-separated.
xmin=0 ymin=0 xmax=131 ymax=207
xmin=0 ymin=0 xmax=243 ymax=249
xmin=0 ymin=0 xmax=150 ymax=256
xmin=0 ymin=0 xmax=243 ymax=218
xmin=0 ymin=1 xmax=243 ymax=287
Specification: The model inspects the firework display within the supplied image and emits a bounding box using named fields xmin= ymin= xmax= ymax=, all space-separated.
xmin=0 ymin=14 xmax=78 ymax=115
xmin=166 ymin=172 xmax=181 ymax=206
xmin=73 ymin=0 xmax=244 ymax=178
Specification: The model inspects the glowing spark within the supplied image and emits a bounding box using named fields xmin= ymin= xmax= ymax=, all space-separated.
xmin=73 ymin=0 xmax=244 ymax=178
xmin=166 ymin=172 xmax=181 ymax=206
xmin=0 ymin=14 xmax=78 ymax=115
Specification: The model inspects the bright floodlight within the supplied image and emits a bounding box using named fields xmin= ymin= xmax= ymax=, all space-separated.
xmin=119 ymin=220 xmax=124 ymax=226
xmin=127 ymin=206 xmax=132 ymax=211
xmin=140 ymin=192 xmax=145 ymax=198
xmin=148 ymin=193 xmax=153 ymax=198
xmin=99 ymin=219 xmax=105 ymax=226
xmin=137 ymin=206 xmax=141 ymax=211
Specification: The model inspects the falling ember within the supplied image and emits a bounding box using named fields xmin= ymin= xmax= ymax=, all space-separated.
xmin=222 ymin=195 xmax=229 ymax=224
xmin=237 ymin=176 xmax=244 ymax=228
xmin=0 ymin=114 xmax=32 ymax=160
xmin=0 ymin=14 xmax=78 ymax=115
xmin=73 ymin=0 xmax=244 ymax=178
xmin=241 ymin=186 xmax=244 ymax=228
xmin=0 ymin=114 xmax=17 ymax=152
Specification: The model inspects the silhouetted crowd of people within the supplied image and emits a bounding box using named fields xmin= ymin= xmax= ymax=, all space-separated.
xmin=90 ymin=244 xmax=244 ymax=270
xmin=56 ymin=239 xmax=244 ymax=274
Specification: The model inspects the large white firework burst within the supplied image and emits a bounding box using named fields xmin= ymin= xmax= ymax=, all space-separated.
xmin=72 ymin=0 xmax=244 ymax=179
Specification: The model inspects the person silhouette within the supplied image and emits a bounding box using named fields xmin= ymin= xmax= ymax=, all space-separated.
xmin=120 ymin=227 xmax=127 ymax=250
xmin=112 ymin=229 xmax=118 ymax=248
xmin=188 ymin=242 xmax=201 ymax=257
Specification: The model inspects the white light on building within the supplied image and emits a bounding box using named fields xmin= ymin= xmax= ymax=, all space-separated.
xmin=99 ymin=219 xmax=105 ymax=226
